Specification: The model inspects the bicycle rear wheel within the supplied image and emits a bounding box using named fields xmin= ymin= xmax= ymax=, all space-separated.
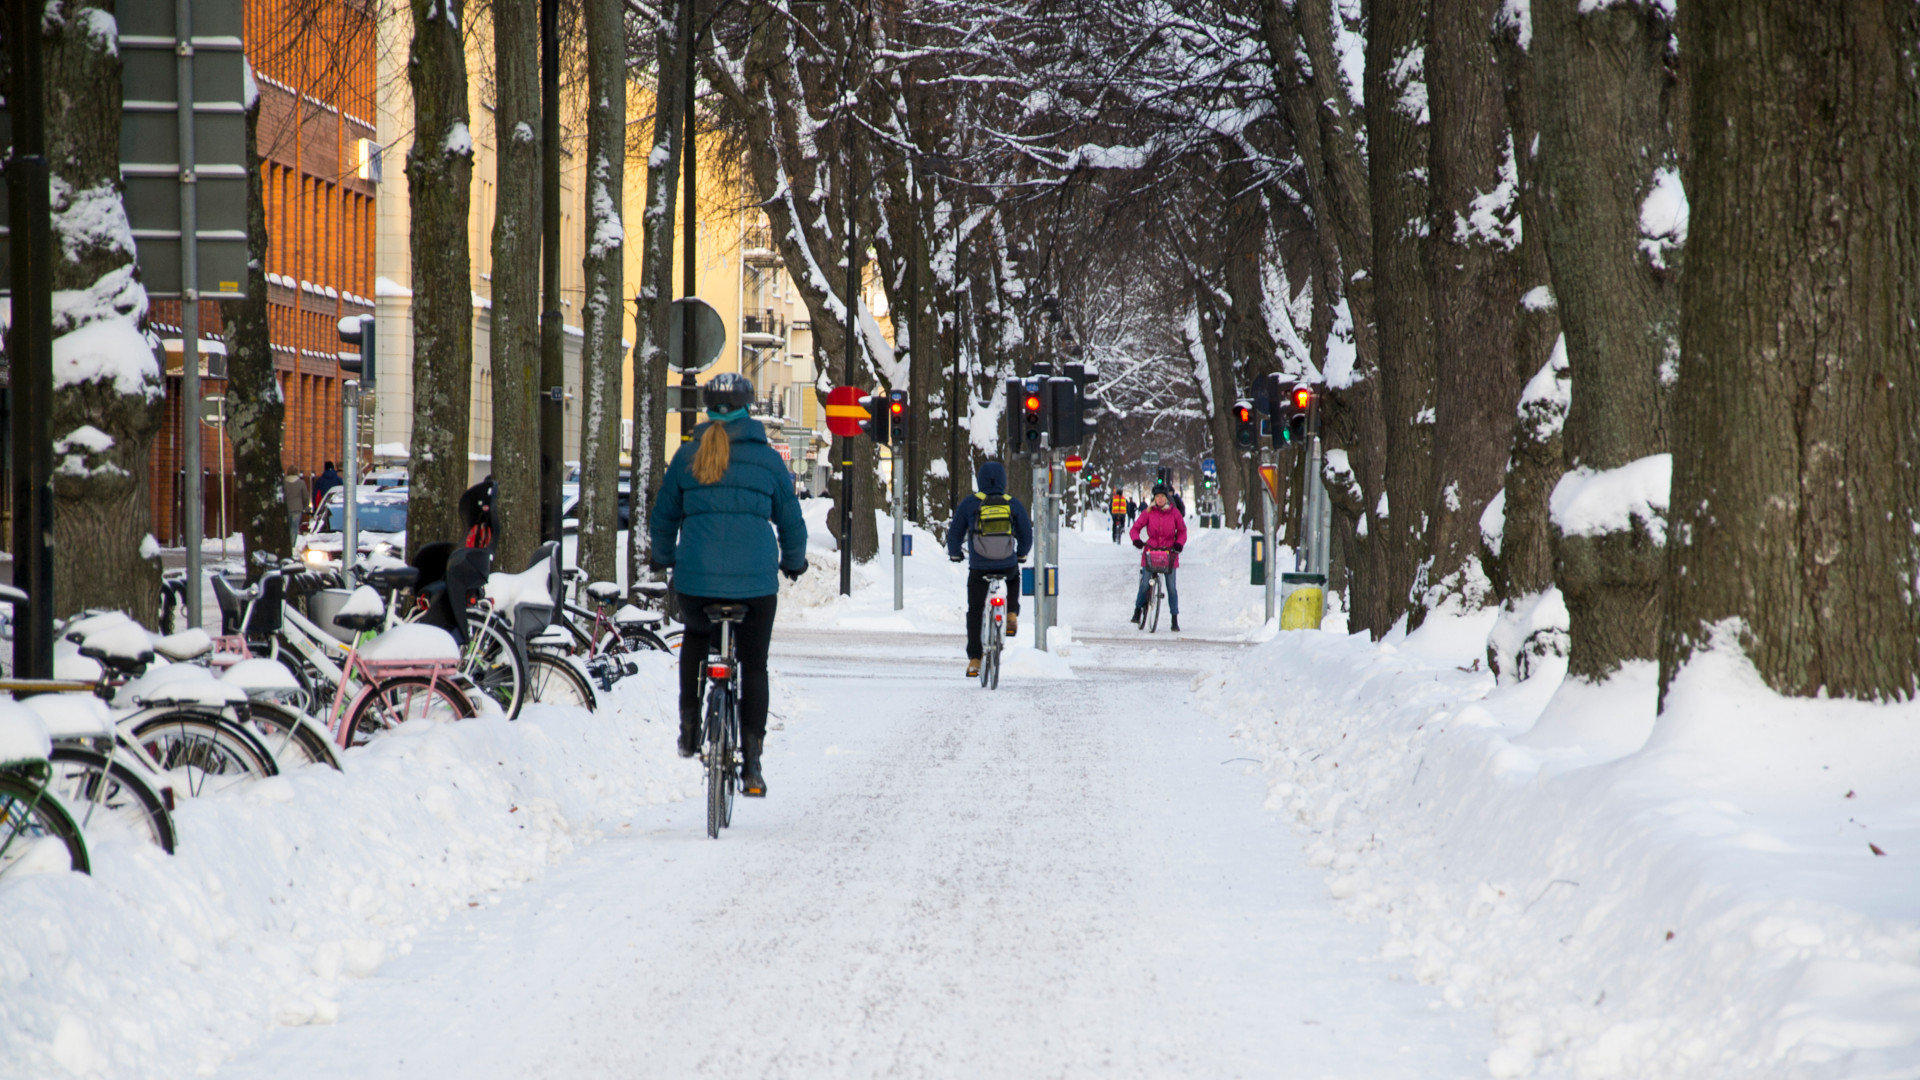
xmin=46 ymin=746 xmax=176 ymax=854
xmin=988 ymin=633 xmax=1001 ymax=690
xmin=721 ymin=695 xmax=738 ymax=828
xmin=462 ymin=614 xmax=529 ymax=719
xmin=244 ymin=700 xmax=343 ymax=771
xmin=526 ymin=650 xmax=598 ymax=711
xmin=704 ymin=687 xmax=728 ymax=839
xmin=0 ymin=772 xmax=89 ymax=875
xmin=127 ymin=711 xmax=279 ymax=797
xmin=345 ymin=675 xmax=475 ymax=747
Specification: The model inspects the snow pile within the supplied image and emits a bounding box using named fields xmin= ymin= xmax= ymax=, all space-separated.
xmin=1195 ymin=614 xmax=1920 ymax=1078
xmin=0 ymin=701 xmax=52 ymax=766
xmin=0 ymin=655 xmax=697 ymax=1079
xmin=1549 ymin=453 xmax=1671 ymax=542
xmin=357 ymin=623 xmax=461 ymax=661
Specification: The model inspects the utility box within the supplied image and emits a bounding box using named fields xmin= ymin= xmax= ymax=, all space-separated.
xmin=1280 ymin=572 xmax=1328 ymax=630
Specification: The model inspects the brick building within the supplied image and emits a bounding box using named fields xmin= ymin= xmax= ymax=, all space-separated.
xmin=148 ymin=0 xmax=377 ymax=542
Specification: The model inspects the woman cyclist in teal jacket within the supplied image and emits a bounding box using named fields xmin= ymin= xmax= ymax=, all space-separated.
xmin=649 ymin=373 xmax=808 ymax=796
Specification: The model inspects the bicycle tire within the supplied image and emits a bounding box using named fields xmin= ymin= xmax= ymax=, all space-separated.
xmin=1150 ymin=574 xmax=1163 ymax=633
xmin=46 ymin=746 xmax=176 ymax=854
xmin=705 ymin=687 xmax=726 ymax=839
xmin=0 ymin=772 xmax=89 ymax=875
xmin=989 ymin=635 xmax=1001 ymax=690
xmin=721 ymin=691 xmax=738 ymax=829
xmin=462 ymin=613 xmax=529 ymax=719
xmin=244 ymin=700 xmax=343 ymax=771
xmin=127 ymin=711 xmax=280 ymax=797
xmin=344 ymin=675 xmax=476 ymax=747
xmin=526 ymin=650 xmax=598 ymax=711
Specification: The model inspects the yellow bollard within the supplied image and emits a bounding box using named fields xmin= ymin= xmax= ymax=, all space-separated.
xmin=1280 ymin=585 xmax=1325 ymax=630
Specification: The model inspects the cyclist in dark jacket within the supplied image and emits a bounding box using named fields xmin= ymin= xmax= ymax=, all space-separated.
xmin=947 ymin=460 xmax=1033 ymax=677
xmin=649 ymin=373 xmax=807 ymax=797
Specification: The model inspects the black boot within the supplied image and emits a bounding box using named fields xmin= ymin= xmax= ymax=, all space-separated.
xmin=1170 ymin=614 xmax=1181 ymax=633
xmin=1132 ymin=603 xmax=1146 ymax=626
xmin=678 ymin=703 xmax=701 ymax=759
xmin=742 ymin=735 xmax=767 ymax=797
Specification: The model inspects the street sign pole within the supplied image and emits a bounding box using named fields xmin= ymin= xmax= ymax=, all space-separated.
xmin=1262 ymin=448 xmax=1277 ymax=623
xmin=1046 ymin=449 xmax=1060 ymax=633
xmin=892 ymin=443 xmax=905 ymax=611
xmin=177 ymin=0 xmax=203 ymax=629
xmin=1033 ymin=442 xmax=1048 ymax=652
xmin=342 ymin=381 xmax=360 ymax=574
xmin=6 ymin=0 xmax=54 ymax=676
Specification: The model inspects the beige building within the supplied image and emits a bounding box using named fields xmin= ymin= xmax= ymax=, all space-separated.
xmin=370 ymin=18 xmax=844 ymax=492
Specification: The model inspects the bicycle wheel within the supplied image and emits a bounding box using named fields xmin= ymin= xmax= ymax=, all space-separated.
xmin=721 ymin=692 xmax=739 ymax=829
xmin=127 ymin=711 xmax=279 ymax=797
xmin=526 ymin=650 xmax=599 ymax=711
xmin=1149 ymin=574 xmax=1163 ymax=633
xmin=989 ymin=632 xmax=1001 ymax=690
xmin=705 ymin=687 xmax=727 ymax=839
xmin=462 ymin=614 xmax=529 ymax=719
xmin=0 ymin=772 xmax=89 ymax=875
xmin=46 ymin=746 xmax=176 ymax=854
xmin=979 ymin=614 xmax=992 ymax=689
xmin=345 ymin=675 xmax=475 ymax=746
xmin=244 ymin=700 xmax=343 ymax=771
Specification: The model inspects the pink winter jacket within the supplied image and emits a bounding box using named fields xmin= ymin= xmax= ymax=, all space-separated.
xmin=1129 ymin=504 xmax=1188 ymax=568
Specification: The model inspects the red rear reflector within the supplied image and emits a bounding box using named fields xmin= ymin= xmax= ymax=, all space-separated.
xmin=990 ymin=597 xmax=1005 ymax=607
xmin=708 ymin=663 xmax=731 ymax=679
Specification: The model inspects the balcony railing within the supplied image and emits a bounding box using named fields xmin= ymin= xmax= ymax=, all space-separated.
xmin=741 ymin=310 xmax=785 ymax=340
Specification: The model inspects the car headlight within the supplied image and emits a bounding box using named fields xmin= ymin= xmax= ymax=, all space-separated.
xmin=302 ymin=548 xmax=334 ymax=567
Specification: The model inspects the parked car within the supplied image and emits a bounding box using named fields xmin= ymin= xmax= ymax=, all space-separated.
xmin=298 ymin=486 xmax=408 ymax=565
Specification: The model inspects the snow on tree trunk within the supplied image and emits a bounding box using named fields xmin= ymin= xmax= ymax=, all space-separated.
xmin=1409 ymin=0 xmax=1525 ymax=630
xmin=1532 ymin=0 xmax=1679 ymax=681
xmin=222 ymin=72 xmax=291 ymax=571
xmin=1662 ymin=0 xmax=1920 ymax=702
xmin=405 ymin=0 xmax=475 ymax=560
xmin=627 ymin=0 xmax=683 ymax=590
xmin=44 ymin=0 xmax=163 ymax=623
xmin=576 ymin=0 xmax=625 ymax=585
xmin=489 ymin=0 xmax=544 ymax=574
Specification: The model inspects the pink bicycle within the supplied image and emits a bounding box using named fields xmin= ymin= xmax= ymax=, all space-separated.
xmin=323 ymin=607 xmax=475 ymax=749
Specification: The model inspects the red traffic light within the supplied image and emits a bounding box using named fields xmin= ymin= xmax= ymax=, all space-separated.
xmin=1234 ymin=404 xmax=1252 ymax=423
xmin=1292 ymin=387 xmax=1313 ymax=410
xmin=1024 ymin=395 xmax=1041 ymax=412
xmin=890 ymin=401 xmax=904 ymax=416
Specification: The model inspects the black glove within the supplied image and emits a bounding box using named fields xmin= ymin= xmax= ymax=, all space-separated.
xmin=1133 ymin=539 xmax=1144 ymax=549
xmin=1172 ymin=543 xmax=1184 ymax=553
xmin=781 ymin=564 xmax=805 ymax=582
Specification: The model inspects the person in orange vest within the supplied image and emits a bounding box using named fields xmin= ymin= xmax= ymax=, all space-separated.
xmin=1109 ymin=489 xmax=1129 ymax=543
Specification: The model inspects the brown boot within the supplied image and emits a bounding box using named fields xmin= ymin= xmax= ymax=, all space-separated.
xmin=1006 ymin=612 xmax=1019 ymax=637
xmin=967 ymin=658 xmax=981 ymax=677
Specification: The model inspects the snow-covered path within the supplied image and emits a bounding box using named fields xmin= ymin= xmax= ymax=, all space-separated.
xmin=210 ymin=535 xmax=1484 ymax=1079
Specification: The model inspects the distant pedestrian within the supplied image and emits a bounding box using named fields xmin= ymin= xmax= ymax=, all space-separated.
xmin=311 ymin=461 xmax=343 ymax=510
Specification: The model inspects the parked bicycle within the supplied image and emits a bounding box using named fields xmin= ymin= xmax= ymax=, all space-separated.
xmin=0 ymin=702 xmax=90 ymax=875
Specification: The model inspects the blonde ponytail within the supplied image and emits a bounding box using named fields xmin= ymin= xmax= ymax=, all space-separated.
xmin=691 ymin=421 xmax=732 ymax=485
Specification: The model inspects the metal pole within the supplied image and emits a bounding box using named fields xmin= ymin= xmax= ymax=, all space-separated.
xmin=1045 ymin=450 xmax=1059 ymax=631
xmin=677 ymin=0 xmax=698 ymax=446
xmin=1263 ymin=450 xmax=1277 ymax=622
xmin=342 ymin=381 xmax=359 ymax=573
xmin=177 ymin=0 xmax=203 ymax=628
xmin=839 ymin=117 xmax=857 ymax=598
xmin=539 ymin=0 xmax=565 ymax=545
xmin=217 ymin=401 xmax=228 ymax=558
xmin=891 ymin=445 xmax=904 ymax=611
xmin=838 ymin=440 xmax=853 ymax=595
xmin=6 ymin=0 xmax=54 ymax=675
xmin=1033 ymin=446 xmax=1047 ymax=651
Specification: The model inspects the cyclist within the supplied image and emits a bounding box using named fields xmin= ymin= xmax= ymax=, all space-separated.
xmin=1109 ymin=488 xmax=1129 ymax=543
xmin=1130 ymin=482 xmax=1188 ymax=632
xmin=648 ymin=372 xmax=808 ymax=798
xmin=947 ymin=461 xmax=1033 ymax=678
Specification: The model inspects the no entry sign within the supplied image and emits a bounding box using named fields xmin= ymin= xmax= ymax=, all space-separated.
xmin=825 ymin=386 xmax=869 ymax=437
xmin=1064 ymin=454 xmax=1084 ymax=473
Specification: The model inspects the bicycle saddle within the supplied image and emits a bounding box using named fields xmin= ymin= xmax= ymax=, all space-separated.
xmin=152 ymin=628 xmax=214 ymax=662
xmin=703 ymin=603 xmax=749 ymax=622
xmin=77 ymin=643 xmax=154 ymax=675
xmin=365 ymin=566 xmax=421 ymax=592
xmin=586 ymin=581 xmax=623 ymax=605
xmin=632 ymin=581 xmax=670 ymax=597
xmin=332 ymin=609 xmax=386 ymax=633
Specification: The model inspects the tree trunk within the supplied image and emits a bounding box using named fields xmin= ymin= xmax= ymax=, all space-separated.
xmin=1410 ymin=0 xmax=1524 ymax=628
xmin=1366 ymin=0 xmax=1436 ymax=627
xmin=627 ymin=0 xmax=683 ymax=586
xmin=1534 ymin=0 xmax=1679 ymax=679
xmin=223 ymin=78 xmax=291 ymax=570
xmin=44 ymin=0 xmax=162 ymax=622
xmin=489 ymin=0 xmax=543 ymax=573
xmin=576 ymin=0 xmax=625 ymax=584
xmin=1661 ymin=0 xmax=1920 ymax=702
xmin=405 ymin=0 xmax=475 ymax=559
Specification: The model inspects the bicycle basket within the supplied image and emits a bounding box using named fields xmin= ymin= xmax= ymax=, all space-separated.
xmin=1145 ymin=548 xmax=1174 ymax=571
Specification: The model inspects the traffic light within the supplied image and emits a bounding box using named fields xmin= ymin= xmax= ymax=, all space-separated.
xmin=1065 ymin=362 xmax=1098 ymax=443
xmin=858 ymin=391 xmax=891 ymax=445
xmin=1233 ymin=398 xmax=1257 ymax=449
xmin=1047 ymin=375 xmax=1081 ymax=446
xmin=337 ymin=314 xmax=376 ymax=383
xmin=887 ymin=389 xmax=908 ymax=445
xmin=1020 ymin=380 xmax=1045 ymax=449
xmin=1283 ymin=385 xmax=1315 ymax=446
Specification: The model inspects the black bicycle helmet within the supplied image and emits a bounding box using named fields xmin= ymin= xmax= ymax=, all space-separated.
xmin=1152 ymin=479 xmax=1171 ymax=496
xmin=704 ymin=372 xmax=755 ymax=412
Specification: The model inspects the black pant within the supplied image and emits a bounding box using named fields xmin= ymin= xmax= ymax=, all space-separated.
xmin=965 ymin=568 xmax=1021 ymax=659
xmin=1111 ymin=514 xmax=1126 ymax=542
xmin=677 ymin=592 xmax=778 ymax=741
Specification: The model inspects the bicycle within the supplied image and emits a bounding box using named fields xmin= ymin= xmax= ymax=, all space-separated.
xmin=0 ymin=703 xmax=91 ymax=875
xmin=322 ymin=600 xmax=476 ymax=749
xmin=979 ymin=576 xmax=1007 ymax=690
xmin=1135 ymin=547 xmax=1173 ymax=634
xmin=700 ymin=603 xmax=748 ymax=839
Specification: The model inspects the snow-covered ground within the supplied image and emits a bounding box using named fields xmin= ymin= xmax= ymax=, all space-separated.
xmin=3 ymin=506 xmax=1914 ymax=1078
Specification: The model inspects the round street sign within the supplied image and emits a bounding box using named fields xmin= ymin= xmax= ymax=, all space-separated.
xmin=825 ymin=386 xmax=870 ymax=437
xmin=666 ymin=297 xmax=727 ymax=373
xmin=1064 ymin=454 xmax=1084 ymax=473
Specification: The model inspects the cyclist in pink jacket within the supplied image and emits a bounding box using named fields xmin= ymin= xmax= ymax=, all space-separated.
xmin=1129 ymin=482 xmax=1188 ymax=631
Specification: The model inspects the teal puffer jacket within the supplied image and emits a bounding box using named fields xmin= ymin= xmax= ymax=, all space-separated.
xmin=649 ymin=417 xmax=808 ymax=598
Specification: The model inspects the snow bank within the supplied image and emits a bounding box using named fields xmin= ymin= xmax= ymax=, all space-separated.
xmin=1195 ymin=614 xmax=1920 ymax=1078
xmin=1550 ymin=453 xmax=1671 ymax=542
xmin=0 ymin=657 xmax=697 ymax=1079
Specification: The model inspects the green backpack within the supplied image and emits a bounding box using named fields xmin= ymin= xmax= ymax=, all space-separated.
xmin=970 ymin=493 xmax=1019 ymax=561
